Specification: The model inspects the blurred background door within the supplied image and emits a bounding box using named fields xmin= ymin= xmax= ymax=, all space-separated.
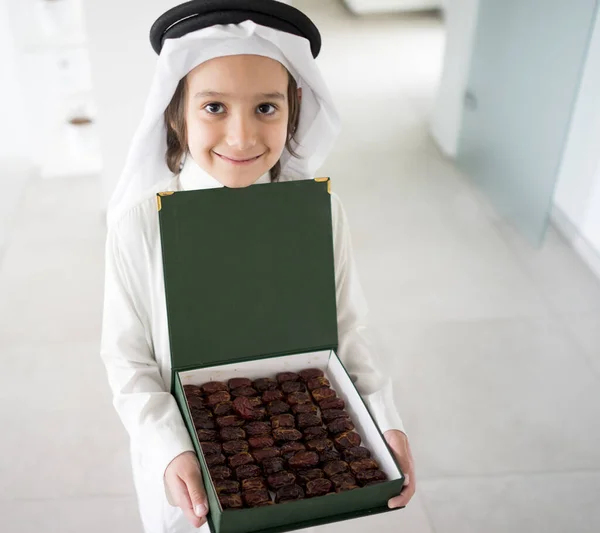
xmin=456 ymin=0 xmax=599 ymax=244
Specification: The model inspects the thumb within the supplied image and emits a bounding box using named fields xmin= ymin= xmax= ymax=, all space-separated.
xmin=184 ymin=466 xmax=208 ymax=518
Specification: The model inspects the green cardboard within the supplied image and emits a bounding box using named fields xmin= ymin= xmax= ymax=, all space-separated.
xmin=158 ymin=179 xmax=338 ymax=373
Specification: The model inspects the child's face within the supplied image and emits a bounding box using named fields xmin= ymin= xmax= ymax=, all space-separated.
xmin=185 ymin=55 xmax=291 ymax=187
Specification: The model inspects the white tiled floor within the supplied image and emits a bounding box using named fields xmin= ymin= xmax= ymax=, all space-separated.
xmin=1 ymin=1 xmax=599 ymax=532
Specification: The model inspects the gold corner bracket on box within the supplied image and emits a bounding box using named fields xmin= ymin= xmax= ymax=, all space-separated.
xmin=157 ymin=191 xmax=175 ymax=211
xmin=314 ymin=177 xmax=331 ymax=194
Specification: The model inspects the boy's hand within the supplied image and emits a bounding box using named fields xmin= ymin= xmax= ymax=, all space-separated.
xmin=165 ymin=451 xmax=209 ymax=528
xmin=384 ymin=429 xmax=416 ymax=509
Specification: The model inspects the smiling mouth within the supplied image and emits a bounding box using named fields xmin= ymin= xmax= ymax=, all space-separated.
xmin=214 ymin=152 xmax=264 ymax=164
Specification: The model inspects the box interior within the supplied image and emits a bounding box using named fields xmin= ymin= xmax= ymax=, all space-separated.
xmin=179 ymin=349 xmax=403 ymax=499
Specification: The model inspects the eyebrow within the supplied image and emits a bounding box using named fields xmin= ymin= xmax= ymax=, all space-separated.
xmin=194 ymin=90 xmax=286 ymax=101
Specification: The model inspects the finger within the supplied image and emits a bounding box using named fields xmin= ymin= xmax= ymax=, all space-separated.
xmin=167 ymin=471 xmax=203 ymax=528
xmin=183 ymin=464 xmax=209 ymax=518
xmin=388 ymin=475 xmax=416 ymax=509
xmin=388 ymin=484 xmax=415 ymax=509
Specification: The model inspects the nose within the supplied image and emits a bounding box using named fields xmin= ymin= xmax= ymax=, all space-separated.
xmin=225 ymin=111 xmax=257 ymax=151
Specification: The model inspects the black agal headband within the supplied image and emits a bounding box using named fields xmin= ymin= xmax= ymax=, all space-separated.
xmin=150 ymin=0 xmax=321 ymax=58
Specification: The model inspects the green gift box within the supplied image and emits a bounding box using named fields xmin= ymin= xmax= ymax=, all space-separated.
xmin=158 ymin=178 xmax=404 ymax=533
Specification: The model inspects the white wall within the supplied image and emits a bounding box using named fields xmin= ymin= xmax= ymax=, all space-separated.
xmin=430 ymin=0 xmax=479 ymax=157
xmin=0 ymin=0 xmax=28 ymax=163
xmin=344 ymin=0 xmax=443 ymax=14
xmin=553 ymin=5 xmax=600 ymax=273
xmin=81 ymin=0 xmax=176 ymax=207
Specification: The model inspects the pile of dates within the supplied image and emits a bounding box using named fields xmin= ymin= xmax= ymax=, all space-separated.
xmin=183 ymin=368 xmax=388 ymax=510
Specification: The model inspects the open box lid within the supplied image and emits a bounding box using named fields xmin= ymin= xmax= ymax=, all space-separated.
xmin=158 ymin=178 xmax=339 ymax=372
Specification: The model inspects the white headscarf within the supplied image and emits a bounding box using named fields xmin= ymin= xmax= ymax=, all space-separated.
xmin=106 ymin=20 xmax=341 ymax=227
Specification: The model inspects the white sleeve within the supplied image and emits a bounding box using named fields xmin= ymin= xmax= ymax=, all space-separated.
xmin=100 ymin=225 xmax=194 ymax=487
xmin=332 ymin=194 xmax=406 ymax=435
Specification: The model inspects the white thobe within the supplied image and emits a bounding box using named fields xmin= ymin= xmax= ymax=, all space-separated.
xmin=100 ymin=157 xmax=404 ymax=533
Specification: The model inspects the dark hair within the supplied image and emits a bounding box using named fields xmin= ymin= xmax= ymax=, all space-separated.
xmin=164 ymin=70 xmax=301 ymax=182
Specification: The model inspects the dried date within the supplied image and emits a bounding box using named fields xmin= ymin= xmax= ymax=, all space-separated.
xmin=270 ymin=414 xmax=295 ymax=429
xmin=262 ymin=389 xmax=284 ymax=403
xmin=228 ymin=378 xmax=252 ymax=389
xmin=319 ymin=397 xmax=345 ymax=411
xmin=343 ymin=446 xmax=371 ymax=462
xmin=222 ymin=440 xmax=249 ymax=456
xmin=276 ymin=372 xmax=300 ymax=384
xmin=213 ymin=401 xmax=234 ymax=416
xmin=205 ymin=453 xmax=226 ymax=467
xmin=322 ymin=409 xmax=349 ymax=422
xmin=311 ymin=387 xmax=336 ymax=403
xmin=235 ymin=464 xmax=262 ymax=480
xmin=219 ymin=492 xmax=243 ymax=509
xmin=323 ymin=460 xmax=349 ymax=477
xmin=188 ymin=397 xmax=206 ymax=410
xmin=216 ymin=415 xmax=245 ymax=428
xmin=214 ymin=480 xmax=239 ymax=494
xmin=183 ymin=384 xmax=203 ymax=397
xmin=306 ymin=438 xmax=334 ymax=453
xmin=232 ymin=397 xmax=255 ymax=419
xmin=303 ymin=426 xmax=328 ymax=440
xmin=200 ymin=441 xmax=221 ymax=455
xmin=196 ymin=429 xmax=218 ymax=442
xmin=356 ymin=469 xmax=388 ymax=485
xmin=281 ymin=381 xmax=306 ymax=394
xmin=299 ymin=369 xmax=324 ymax=382
xmin=319 ymin=448 xmax=341 ymax=462
xmin=232 ymin=397 xmax=265 ymax=420
xmin=207 ymin=391 xmax=231 ymax=406
xmin=251 ymin=447 xmax=281 ymax=463
xmin=230 ymin=386 xmax=258 ymax=398
xmin=292 ymin=402 xmax=318 ymax=415
xmin=188 ymin=396 xmax=207 ymax=410
xmin=209 ymin=466 xmax=232 ymax=481
xmin=262 ymin=457 xmax=285 ymax=475
xmin=273 ymin=428 xmax=302 ymax=442
xmin=253 ymin=378 xmax=278 ymax=392
xmin=241 ymin=478 xmax=267 ymax=492
xmin=267 ymin=471 xmax=297 ymax=490
xmin=297 ymin=413 xmax=322 ymax=429
xmin=229 ymin=452 xmax=254 ymax=469
xmin=191 ymin=407 xmax=212 ymax=418
xmin=243 ymin=489 xmax=271 ymax=507
xmin=247 ymin=396 xmax=263 ymax=407
xmin=307 ymin=376 xmax=331 ymax=391
xmin=280 ymin=441 xmax=306 ymax=460
xmin=327 ymin=418 xmax=355 ymax=434
xmin=248 ymin=436 xmax=274 ymax=449
xmin=201 ymin=381 xmax=228 ymax=395
xmin=306 ymin=478 xmax=333 ymax=497
xmin=245 ymin=421 xmax=271 ymax=437
xmin=253 ymin=407 xmax=267 ymax=420
xmin=193 ymin=416 xmax=216 ymax=430
xmin=287 ymin=392 xmax=311 ymax=405
xmin=288 ymin=451 xmax=319 ymax=470
xmin=275 ymin=484 xmax=305 ymax=503
xmin=349 ymin=459 xmax=379 ymax=475
xmin=267 ymin=400 xmax=290 ymax=416
xmin=334 ymin=431 xmax=361 ymax=449
xmin=296 ymin=468 xmax=325 ymax=485
xmin=220 ymin=427 xmax=246 ymax=441
xmin=330 ymin=472 xmax=359 ymax=492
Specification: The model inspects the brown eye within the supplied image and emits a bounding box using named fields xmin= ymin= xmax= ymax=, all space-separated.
xmin=205 ymin=103 xmax=225 ymax=114
xmin=257 ymin=103 xmax=276 ymax=115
